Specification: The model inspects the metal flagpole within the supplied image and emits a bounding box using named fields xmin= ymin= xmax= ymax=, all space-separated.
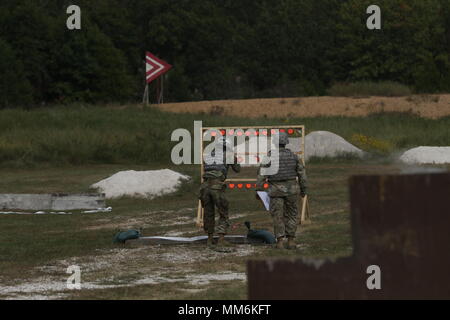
xmin=160 ymin=75 xmax=164 ymax=104
xmin=156 ymin=78 xmax=160 ymax=104
xmin=143 ymin=84 xmax=149 ymax=105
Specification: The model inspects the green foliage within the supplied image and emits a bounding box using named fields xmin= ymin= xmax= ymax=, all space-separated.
xmin=334 ymin=0 xmax=450 ymax=93
xmin=0 ymin=0 xmax=450 ymax=106
xmin=0 ymin=106 xmax=449 ymax=167
xmin=50 ymin=18 xmax=137 ymax=103
xmin=0 ymin=39 xmax=33 ymax=108
xmin=328 ymin=81 xmax=412 ymax=97
xmin=351 ymin=133 xmax=394 ymax=155
xmin=0 ymin=1 xmax=136 ymax=106
xmin=0 ymin=1 xmax=56 ymax=103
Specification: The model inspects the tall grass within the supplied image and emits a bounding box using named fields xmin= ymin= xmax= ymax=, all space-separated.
xmin=328 ymin=81 xmax=412 ymax=97
xmin=0 ymin=105 xmax=449 ymax=167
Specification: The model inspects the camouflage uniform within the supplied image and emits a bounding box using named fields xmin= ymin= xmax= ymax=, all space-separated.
xmin=257 ymin=142 xmax=307 ymax=239
xmin=200 ymin=148 xmax=240 ymax=235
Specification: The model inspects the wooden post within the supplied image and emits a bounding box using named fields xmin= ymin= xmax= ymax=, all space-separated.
xmin=196 ymin=124 xmax=204 ymax=228
xmin=299 ymin=128 xmax=310 ymax=224
xmin=300 ymin=195 xmax=310 ymax=224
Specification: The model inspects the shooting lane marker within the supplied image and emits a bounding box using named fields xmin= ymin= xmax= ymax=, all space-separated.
xmin=197 ymin=125 xmax=310 ymax=228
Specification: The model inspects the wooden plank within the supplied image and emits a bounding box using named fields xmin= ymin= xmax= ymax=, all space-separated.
xmin=197 ymin=124 xmax=205 ymax=228
xmin=248 ymin=173 xmax=450 ymax=299
xmin=300 ymin=195 xmax=309 ymax=224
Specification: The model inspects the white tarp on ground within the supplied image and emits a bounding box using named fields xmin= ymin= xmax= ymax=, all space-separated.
xmin=305 ymin=131 xmax=365 ymax=161
xmin=0 ymin=207 xmax=112 ymax=215
xmin=91 ymin=169 xmax=190 ymax=199
xmin=400 ymin=147 xmax=450 ymax=164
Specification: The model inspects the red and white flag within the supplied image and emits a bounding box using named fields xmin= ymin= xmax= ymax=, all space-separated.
xmin=145 ymin=52 xmax=172 ymax=83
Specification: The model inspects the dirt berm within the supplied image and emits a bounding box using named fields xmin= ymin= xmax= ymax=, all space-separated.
xmin=156 ymin=95 xmax=450 ymax=119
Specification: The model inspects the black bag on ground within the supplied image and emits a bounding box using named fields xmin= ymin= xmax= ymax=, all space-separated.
xmin=245 ymin=221 xmax=276 ymax=244
xmin=113 ymin=229 xmax=141 ymax=244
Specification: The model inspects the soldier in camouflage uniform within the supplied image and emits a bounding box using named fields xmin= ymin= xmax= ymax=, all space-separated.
xmin=256 ymin=132 xmax=307 ymax=249
xmin=200 ymin=137 xmax=241 ymax=247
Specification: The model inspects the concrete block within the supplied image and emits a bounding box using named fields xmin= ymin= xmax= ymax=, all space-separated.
xmin=0 ymin=193 xmax=106 ymax=211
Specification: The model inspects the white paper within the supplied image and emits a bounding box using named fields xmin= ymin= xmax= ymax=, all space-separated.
xmin=257 ymin=191 xmax=270 ymax=211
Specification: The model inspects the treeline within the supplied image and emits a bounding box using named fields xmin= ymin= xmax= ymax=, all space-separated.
xmin=1 ymin=0 xmax=449 ymax=108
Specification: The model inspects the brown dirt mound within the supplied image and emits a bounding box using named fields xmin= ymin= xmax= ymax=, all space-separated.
xmin=156 ymin=94 xmax=450 ymax=119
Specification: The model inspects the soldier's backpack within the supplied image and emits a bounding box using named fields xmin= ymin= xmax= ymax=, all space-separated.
xmin=244 ymin=221 xmax=276 ymax=244
xmin=113 ymin=229 xmax=141 ymax=244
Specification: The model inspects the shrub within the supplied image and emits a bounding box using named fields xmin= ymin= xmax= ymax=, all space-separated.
xmin=351 ymin=134 xmax=394 ymax=155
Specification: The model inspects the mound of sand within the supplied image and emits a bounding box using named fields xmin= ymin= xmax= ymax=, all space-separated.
xmin=399 ymin=147 xmax=450 ymax=164
xmin=229 ymin=131 xmax=363 ymax=164
xmin=91 ymin=170 xmax=190 ymax=199
xmin=232 ymin=137 xmax=303 ymax=166
xmin=305 ymin=131 xmax=365 ymax=161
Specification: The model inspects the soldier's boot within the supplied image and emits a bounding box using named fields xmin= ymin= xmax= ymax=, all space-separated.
xmin=215 ymin=233 xmax=235 ymax=253
xmin=207 ymin=233 xmax=215 ymax=247
xmin=276 ymin=237 xmax=285 ymax=249
xmin=217 ymin=233 xmax=232 ymax=247
xmin=286 ymin=236 xmax=296 ymax=250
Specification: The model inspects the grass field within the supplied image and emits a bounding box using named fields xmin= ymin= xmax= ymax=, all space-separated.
xmin=0 ymin=105 xmax=449 ymax=168
xmin=0 ymin=105 xmax=449 ymax=299
xmin=2 ymin=158 xmax=441 ymax=299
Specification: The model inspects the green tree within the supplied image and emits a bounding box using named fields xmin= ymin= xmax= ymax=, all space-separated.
xmin=0 ymin=38 xmax=33 ymax=108
xmin=0 ymin=1 xmax=56 ymax=103
xmin=143 ymin=0 xmax=241 ymax=100
xmin=50 ymin=16 xmax=136 ymax=103
xmin=335 ymin=0 xmax=450 ymax=92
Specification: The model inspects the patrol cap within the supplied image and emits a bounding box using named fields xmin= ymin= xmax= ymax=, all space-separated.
xmin=277 ymin=131 xmax=289 ymax=146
